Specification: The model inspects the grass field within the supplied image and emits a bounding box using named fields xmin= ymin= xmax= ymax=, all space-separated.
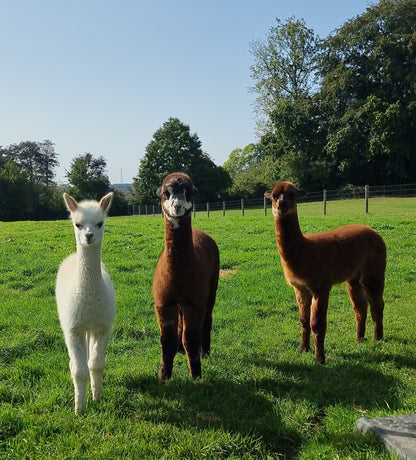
xmin=1 ymin=198 xmax=415 ymax=459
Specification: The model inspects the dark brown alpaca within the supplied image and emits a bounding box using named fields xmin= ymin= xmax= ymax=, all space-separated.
xmin=265 ymin=181 xmax=386 ymax=364
xmin=153 ymin=172 xmax=220 ymax=379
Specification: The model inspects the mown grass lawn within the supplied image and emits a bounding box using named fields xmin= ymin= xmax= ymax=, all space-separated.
xmin=1 ymin=198 xmax=415 ymax=459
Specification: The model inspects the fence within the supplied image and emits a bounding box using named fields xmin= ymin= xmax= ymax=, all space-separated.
xmin=127 ymin=183 xmax=416 ymax=217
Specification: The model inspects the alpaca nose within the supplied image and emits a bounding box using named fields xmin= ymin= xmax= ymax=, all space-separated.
xmin=86 ymin=231 xmax=94 ymax=242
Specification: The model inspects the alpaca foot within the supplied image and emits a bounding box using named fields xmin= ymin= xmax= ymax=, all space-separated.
xmin=374 ymin=325 xmax=383 ymax=341
xmin=74 ymin=399 xmax=86 ymax=414
xmin=158 ymin=368 xmax=172 ymax=381
xmin=189 ymin=362 xmax=202 ymax=379
xmin=315 ymin=354 xmax=325 ymax=364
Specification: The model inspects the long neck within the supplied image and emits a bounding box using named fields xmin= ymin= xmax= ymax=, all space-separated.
xmin=164 ymin=216 xmax=194 ymax=265
xmin=75 ymin=242 xmax=102 ymax=288
xmin=273 ymin=212 xmax=306 ymax=261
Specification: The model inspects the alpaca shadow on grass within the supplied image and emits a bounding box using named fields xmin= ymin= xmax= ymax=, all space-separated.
xmin=121 ymin=371 xmax=301 ymax=458
xmin=251 ymin=358 xmax=399 ymax=409
xmin=118 ymin=352 xmax=401 ymax=459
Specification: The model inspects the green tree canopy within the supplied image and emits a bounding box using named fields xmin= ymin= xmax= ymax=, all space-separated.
xmin=249 ymin=17 xmax=326 ymax=189
xmin=0 ymin=155 xmax=31 ymax=221
xmin=250 ymin=17 xmax=319 ymax=128
xmin=249 ymin=1 xmax=416 ymax=189
xmin=66 ymin=153 xmax=111 ymax=200
xmin=1 ymin=140 xmax=61 ymax=219
xmin=318 ymin=0 xmax=416 ymax=185
xmin=134 ymin=117 xmax=231 ymax=203
xmin=5 ymin=140 xmax=59 ymax=187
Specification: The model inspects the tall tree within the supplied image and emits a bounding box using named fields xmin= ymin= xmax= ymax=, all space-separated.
xmin=250 ymin=17 xmax=319 ymax=128
xmin=6 ymin=140 xmax=59 ymax=186
xmin=318 ymin=0 xmax=416 ymax=185
xmin=66 ymin=153 xmax=111 ymax=200
xmin=134 ymin=118 xmax=230 ymax=203
xmin=249 ymin=17 xmax=327 ymax=189
xmin=3 ymin=140 xmax=60 ymax=219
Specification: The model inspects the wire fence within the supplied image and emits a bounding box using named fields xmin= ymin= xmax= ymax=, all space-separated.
xmin=127 ymin=183 xmax=416 ymax=218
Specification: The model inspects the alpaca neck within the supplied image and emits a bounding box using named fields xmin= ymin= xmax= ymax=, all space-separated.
xmin=274 ymin=212 xmax=306 ymax=262
xmin=164 ymin=216 xmax=194 ymax=265
xmin=75 ymin=243 xmax=103 ymax=288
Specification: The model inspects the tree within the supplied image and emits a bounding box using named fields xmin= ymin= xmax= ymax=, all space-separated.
xmin=318 ymin=0 xmax=416 ymax=185
xmin=2 ymin=140 xmax=60 ymax=219
xmin=0 ymin=155 xmax=31 ymax=221
xmin=134 ymin=118 xmax=231 ymax=203
xmin=250 ymin=17 xmax=319 ymax=128
xmin=223 ymin=144 xmax=256 ymax=180
xmin=6 ymin=140 xmax=59 ymax=187
xmin=258 ymin=95 xmax=331 ymax=189
xmin=66 ymin=153 xmax=111 ymax=200
xmin=249 ymin=17 xmax=327 ymax=189
xmin=223 ymin=144 xmax=274 ymax=198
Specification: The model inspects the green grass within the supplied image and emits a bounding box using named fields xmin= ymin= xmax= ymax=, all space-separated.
xmin=1 ymin=198 xmax=415 ymax=458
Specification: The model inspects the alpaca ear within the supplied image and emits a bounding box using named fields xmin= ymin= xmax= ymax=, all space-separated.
xmin=156 ymin=186 xmax=162 ymax=197
xmin=100 ymin=192 xmax=113 ymax=214
xmin=193 ymin=186 xmax=198 ymax=196
xmin=264 ymin=191 xmax=273 ymax=200
xmin=63 ymin=193 xmax=78 ymax=212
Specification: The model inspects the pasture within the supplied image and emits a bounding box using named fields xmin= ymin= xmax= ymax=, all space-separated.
xmin=1 ymin=198 xmax=415 ymax=459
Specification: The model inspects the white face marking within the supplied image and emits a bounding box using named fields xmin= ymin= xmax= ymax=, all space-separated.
xmin=163 ymin=186 xmax=192 ymax=221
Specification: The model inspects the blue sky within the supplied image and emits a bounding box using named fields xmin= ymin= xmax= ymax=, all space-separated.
xmin=1 ymin=0 xmax=372 ymax=184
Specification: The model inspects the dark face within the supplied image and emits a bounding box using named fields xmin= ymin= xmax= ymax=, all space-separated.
xmin=264 ymin=181 xmax=306 ymax=218
xmin=157 ymin=173 xmax=197 ymax=224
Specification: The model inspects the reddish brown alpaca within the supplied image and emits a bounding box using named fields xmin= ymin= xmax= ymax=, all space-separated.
xmin=153 ymin=172 xmax=220 ymax=379
xmin=265 ymin=181 xmax=386 ymax=363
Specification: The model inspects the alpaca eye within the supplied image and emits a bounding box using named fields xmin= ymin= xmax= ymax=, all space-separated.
xmin=97 ymin=222 xmax=103 ymax=228
xmin=75 ymin=223 xmax=82 ymax=229
xmin=163 ymin=191 xmax=170 ymax=199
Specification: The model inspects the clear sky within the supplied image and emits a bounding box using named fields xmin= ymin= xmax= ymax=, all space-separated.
xmin=1 ymin=0 xmax=372 ymax=184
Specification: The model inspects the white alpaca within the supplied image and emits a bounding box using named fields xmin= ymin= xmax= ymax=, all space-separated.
xmin=56 ymin=192 xmax=115 ymax=413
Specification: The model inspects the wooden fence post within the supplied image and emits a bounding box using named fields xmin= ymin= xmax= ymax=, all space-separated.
xmin=365 ymin=185 xmax=369 ymax=213
xmin=264 ymin=196 xmax=267 ymax=216
xmin=241 ymin=199 xmax=244 ymax=216
xmin=193 ymin=203 xmax=196 ymax=218
xmin=207 ymin=202 xmax=210 ymax=218
xmin=323 ymin=189 xmax=327 ymax=216
xmin=222 ymin=201 xmax=225 ymax=217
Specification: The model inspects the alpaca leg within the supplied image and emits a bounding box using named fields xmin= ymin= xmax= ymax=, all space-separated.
xmin=66 ymin=331 xmax=89 ymax=413
xmin=294 ymin=287 xmax=312 ymax=353
xmin=88 ymin=330 xmax=111 ymax=402
xmin=177 ymin=308 xmax=185 ymax=353
xmin=156 ymin=304 xmax=179 ymax=380
xmin=310 ymin=289 xmax=330 ymax=364
xmin=182 ymin=307 xmax=203 ymax=378
xmin=201 ymin=309 xmax=212 ymax=357
xmin=347 ymin=278 xmax=368 ymax=342
xmin=202 ymin=273 xmax=218 ymax=357
xmin=362 ymin=277 xmax=385 ymax=341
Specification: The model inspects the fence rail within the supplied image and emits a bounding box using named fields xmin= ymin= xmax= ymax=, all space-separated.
xmin=127 ymin=183 xmax=416 ymax=217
